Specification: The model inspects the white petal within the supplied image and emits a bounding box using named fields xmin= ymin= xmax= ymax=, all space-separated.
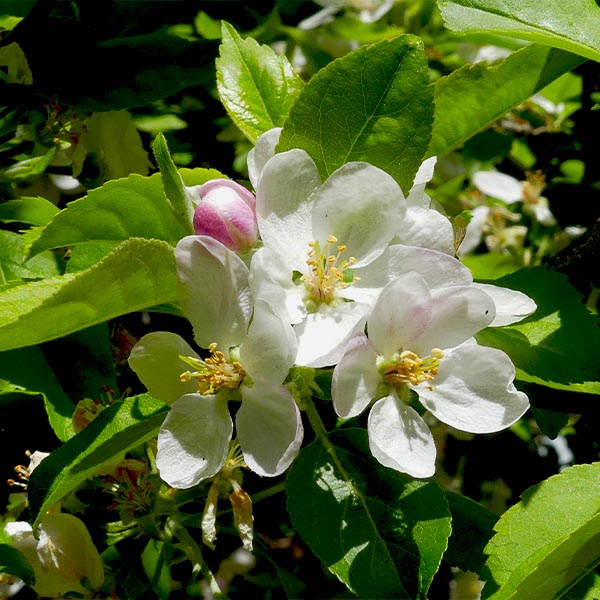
xmin=311 ymin=162 xmax=405 ymax=267
xmin=344 ymin=244 xmax=471 ymax=306
xmin=294 ymin=302 xmax=369 ymax=367
xmin=406 ymin=156 xmax=437 ymax=207
xmin=472 ymin=282 xmax=537 ymax=326
xmin=368 ymin=394 xmax=436 ymax=478
xmin=128 ymin=332 xmax=199 ymax=405
xmin=176 ymin=235 xmax=252 ymax=349
xmin=457 ymin=205 xmax=489 ymax=256
xmin=237 ymin=384 xmax=303 ymax=476
xmin=256 ymin=149 xmax=321 ymax=269
xmin=417 ymin=342 xmax=529 ymax=433
xmin=332 ymin=334 xmax=380 ymax=418
xmin=367 ymin=273 xmax=432 ymax=358
xmin=247 ymin=127 xmax=282 ymax=190
xmin=473 ymin=171 xmax=522 ymax=203
xmin=386 ymin=244 xmax=472 ymax=288
xmin=395 ymin=206 xmax=455 ymax=255
xmin=414 ymin=285 xmax=495 ymax=352
xmin=240 ymin=299 xmax=298 ymax=384
xmin=157 ymin=394 xmax=232 ymax=488
xmin=532 ymin=197 xmax=557 ymax=226
xmin=250 ymin=247 xmax=306 ymax=324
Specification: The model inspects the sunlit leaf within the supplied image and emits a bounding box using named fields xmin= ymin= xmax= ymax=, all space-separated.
xmin=0 ymin=197 xmax=59 ymax=226
xmin=27 ymin=174 xmax=186 ymax=257
xmin=287 ymin=427 xmax=450 ymax=599
xmin=217 ymin=22 xmax=304 ymax=143
xmin=0 ymin=238 xmax=176 ymax=352
xmin=438 ymin=0 xmax=600 ymax=63
xmin=28 ymin=169 xmax=225 ymax=258
xmin=481 ymin=462 xmax=600 ymax=599
xmin=477 ymin=266 xmax=600 ymax=387
xmin=72 ymin=110 xmax=152 ymax=180
xmin=278 ymin=34 xmax=434 ymax=194
xmin=0 ymin=231 xmax=63 ymax=284
xmin=28 ymin=394 xmax=168 ymax=531
xmin=429 ymin=45 xmax=585 ymax=157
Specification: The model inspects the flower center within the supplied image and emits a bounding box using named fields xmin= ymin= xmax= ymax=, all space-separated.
xmin=521 ymin=170 xmax=546 ymax=205
xmin=381 ymin=348 xmax=444 ymax=390
xmin=179 ymin=343 xmax=246 ymax=395
xmin=301 ymin=235 xmax=359 ymax=305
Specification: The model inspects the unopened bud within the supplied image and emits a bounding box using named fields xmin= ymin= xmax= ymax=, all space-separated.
xmin=192 ymin=180 xmax=258 ymax=253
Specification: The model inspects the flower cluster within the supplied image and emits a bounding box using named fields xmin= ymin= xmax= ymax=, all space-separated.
xmin=129 ymin=127 xmax=534 ymax=495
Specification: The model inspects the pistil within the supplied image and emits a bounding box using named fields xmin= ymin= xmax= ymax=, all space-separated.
xmin=382 ymin=348 xmax=444 ymax=390
xmin=179 ymin=343 xmax=245 ymax=395
xmin=301 ymin=235 xmax=359 ymax=305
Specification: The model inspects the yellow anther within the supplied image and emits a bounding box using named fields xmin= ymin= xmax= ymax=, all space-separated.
xmin=383 ymin=348 xmax=444 ymax=389
xmin=301 ymin=235 xmax=359 ymax=306
xmin=179 ymin=345 xmax=246 ymax=395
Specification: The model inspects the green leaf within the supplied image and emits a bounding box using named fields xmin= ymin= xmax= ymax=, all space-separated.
xmin=481 ymin=462 xmax=600 ymax=599
xmin=0 ymin=147 xmax=56 ymax=183
xmin=0 ymin=231 xmax=63 ymax=284
xmin=41 ymin=324 xmax=118 ymax=413
xmin=0 ymin=238 xmax=176 ymax=352
xmin=444 ymin=492 xmax=498 ymax=574
xmin=286 ymin=428 xmax=451 ymax=599
xmin=73 ymin=110 xmax=151 ymax=180
xmin=216 ymin=22 xmax=304 ymax=143
xmin=0 ymin=196 xmax=59 ymax=226
xmin=141 ymin=539 xmax=173 ymax=598
xmin=438 ymin=0 xmax=600 ymax=63
xmin=151 ymin=132 xmax=194 ymax=234
xmin=64 ymin=242 xmax=120 ymax=273
xmin=462 ymin=253 xmax=521 ymax=280
xmin=0 ymin=346 xmax=74 ymax=442
xmin=0 ymin=544 xmax=35 ymax=585
xmin=566 ymin=569 xmax=600 ymax=600
xmin=278 ymin=34 xmax=434 ymax=194
xmin=476 ymin=266 xmax=600 ymax=387
xmin=28 ymin=394 xmax=168 ymax=531
xmin=429 ymin=45 xmax=585 ymax=157
xmin=27 ymin=169 xmax=226 ymax=259
xmin=27 ymin=174 xmax=187 ymax=258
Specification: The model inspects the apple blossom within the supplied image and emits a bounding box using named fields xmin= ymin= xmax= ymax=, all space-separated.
xmin=191 ymin=179 xmax=258 ymax=252
xmin=249 ymin=137 xmax=407 ymax=367
xmin=4 ymin=513 xmax=104 ymax=598
xmin=129 ymin=235 xmax=302 ymax=488
xmin=393 ymin=156 xmax=456 ymax=255
xmin=473 ymin=169 xmax=556 ymax=226
xmin=332 ymin=272 xmax=530 ymax=478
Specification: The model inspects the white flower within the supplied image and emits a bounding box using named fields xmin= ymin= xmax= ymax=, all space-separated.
xmin=473 ymin=170 xmax=556 ymax=226
xmin=299 ymin=0 xmax=397 ymax=29
xmin=394 ymin=156 xmax=456 ymax=255
xmin=457 ymin=204 xmax=528 ymax=256
xmin=332 ymin=272 xmax=530 ymax=478
xmin=249 ymin=132 xmax=407 ymax=367
xmin=4 ymin=513 xmax=104 ymax=598
xmin=129 ymin=235 xmax=302 ymax=488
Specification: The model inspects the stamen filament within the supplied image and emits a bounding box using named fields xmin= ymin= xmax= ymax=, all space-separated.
xmin=179 ymin=344 xmax=245 ymax=395
xmin=382 ymin=348 xmax=444 ymax=390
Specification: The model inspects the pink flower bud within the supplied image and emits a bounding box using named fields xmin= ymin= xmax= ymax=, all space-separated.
xmin=193 ymin=180 xmax=258 ymax=252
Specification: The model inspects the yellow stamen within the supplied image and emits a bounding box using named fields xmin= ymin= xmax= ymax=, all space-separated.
xmin=301 ymin=235 xmax=358 ymax=304
xmin=383 ymin=348 xmax=444 ymax=390
xmin=521 ymin=170 xmax=546 ymax=205
xmin=180 ymin=343 xmax=245 ymax=395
